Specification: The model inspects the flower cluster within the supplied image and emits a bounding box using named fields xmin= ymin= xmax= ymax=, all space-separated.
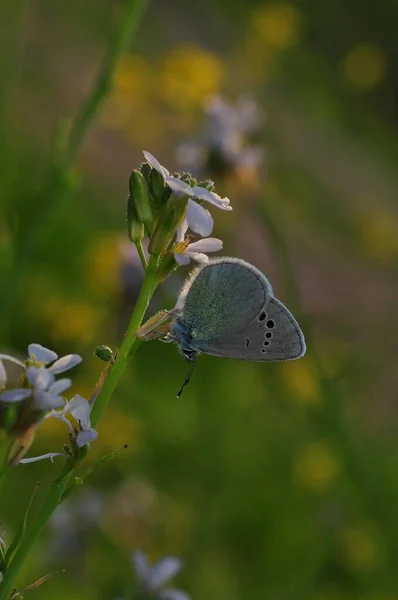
xmin=176 ymin=95 xmax=264 ymax=180
xmin=0 ymin=344 xmax=99 ymax=464
xmin=127 ymin=150 xmax=232 ymax=269
xmin=0 ymin=344 xmax=81 ymax=411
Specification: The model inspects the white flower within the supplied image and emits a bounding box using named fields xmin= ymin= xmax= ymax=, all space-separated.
xmin=55 ymin=394 xmax=98 ymax=447
xmin=174 ymin=220 xmax=223 ymax=265
xmin=176 ymin=95 xmax=264 ymax=173
xmin=0 ymin=344 xmax=82 ymax=409
xmin=143 ymin=150 xmax=231 ymax=237
xmin=132 ymin=550 xmax=191 ymax=600
xmin=27 ymin=343 xmax=82 ymax=374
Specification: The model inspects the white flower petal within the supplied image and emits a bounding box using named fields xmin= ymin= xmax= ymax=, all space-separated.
xmin=27 ymin=366 xmax=53 ymax=391
xmin=0 ymin=360 xmax=6 ymax=388
xmin=186 ymin=200 xmax=213 ymax=236
xmin=76 ymin=428 xmax=98 ymax=447
xmin=132 ymin=550 xmax=151 ymax=586
xmin=49 ymin=378 xmax=71 ymax=395
xmin=160 ymin=588 xmax=191 ymax=600
xmin=28 ymin=344 xmax=58 ymax=364
xmin=49 ymin=354 xmax=82 ymax=375
xmin=174 ymin=253 xmax=191 ymax=265
xmin=0 ymin=388 xmax=32 ymax=403
xmin=186 ymin=252 xmax=209 ymax=263
xmin=191 ymin=186 xmax=231 ymax=210
xmin=143 ymin=151 xmax=170 ymax=178
xmin=67 ymin=394 xmax=91 ymax=430
xmin=20 ymin=452 xmax=66 ymax=464
xmin=176 ymin=219 xmax=189 ymax=243
xmin=186 ymin=238 xmax=223 ymax=253
xmin=34 ymin=392 xmax=65 ymax=410
xmin=150 ymin=557 xmax=182 ymax=591
xmin=166 ymin=177 xmax=193 ymax=198
xmin=0 ymin=354 xmax=26 ymax=370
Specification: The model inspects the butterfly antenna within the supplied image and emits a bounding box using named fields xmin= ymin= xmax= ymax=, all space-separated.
xmin=176 ymin=355 xmax=197 ymax=398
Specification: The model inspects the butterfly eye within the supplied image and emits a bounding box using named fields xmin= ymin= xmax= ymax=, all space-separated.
xmin=266 ymin=319 xmax=275 ymax=329
xmin=265 ymin=332 xmax=273 ymax=339
xmin=258 ymin=311 xmax=267 ymax=321
xmin=263 ymin=341 xmax=270 ymax=346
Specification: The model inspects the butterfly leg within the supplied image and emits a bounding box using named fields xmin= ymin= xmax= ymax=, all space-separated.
xmin=137 ymin=309 xmax=179 ymax=341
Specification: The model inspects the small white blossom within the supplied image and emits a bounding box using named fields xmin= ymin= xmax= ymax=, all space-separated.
xmin=54 ymin=394 xmax=98 ymax=447
xmin=28 ymin=343 xmax=82 ymax=374
xmin=0 ymin=344 xmax=82 ymax=409
xmin=176 ymin=95 xmax=264 ymax=174
xmin=174 ymin=220 xmax=223 ymax=265
xmin=143 ymin=151 xmax=231 ymax=237
xmin=133 ymin=550 xmax=191 ymax=600
xmin=0 ymin=366 xmax=71 ymax=410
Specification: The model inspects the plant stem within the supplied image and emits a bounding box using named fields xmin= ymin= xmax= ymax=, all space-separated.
xmin=91 ymin=253 xmax=158 ymax=426
xmin=64 ymin=0 xmax=148 ymax=168
xmin=0 ymin=252 xmax=158 ymax=598
xmin=0 ymin=463 xmax=73 ymax=600
xmin=0 ymin=0 xmax=149 ymax=338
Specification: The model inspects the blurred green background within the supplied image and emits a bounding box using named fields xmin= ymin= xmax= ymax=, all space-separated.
xmin=1 ymin=0 xmax=398 ymax=598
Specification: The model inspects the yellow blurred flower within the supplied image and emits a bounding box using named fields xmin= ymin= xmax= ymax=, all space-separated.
xmin=250 ymin=3 xmax=301 ymax=50
xmin=282 ymin=359 xmax=320 ymax=407
xmin=339 ymin=525 xmax=380 ymax=571
xmin=85 ymin=233 xmax=123 ymax=297
xmin=358 ymin=210 xmax=398 ymax=263
xmin=343 ymin=43 xmax=387 ymax=90
xmin=44 ymin=297 xmax=104 ymax=345
xmin=159 ymin=45 xmax=223 ymax=112
xmin=294 ymin=441 xmax=340 ymax=493
xmin=102 ymin=53 xmax=164 ymax=146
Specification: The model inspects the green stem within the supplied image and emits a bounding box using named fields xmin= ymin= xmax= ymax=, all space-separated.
xmin=64 ymin=0 xmax=148 ymax=168
xmin=0 ymin=0 xmax=149 ymax=338
xmin=0 ymin=253 xmax=158 ymax=598
xmin=91 ymin=253 xmax=158 ymax=426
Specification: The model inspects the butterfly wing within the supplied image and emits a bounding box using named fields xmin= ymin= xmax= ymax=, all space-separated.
xmin=180 ymin=258 xmax=273 ymax=343
xmin=201 ymin=296 xmax=306 ymax=361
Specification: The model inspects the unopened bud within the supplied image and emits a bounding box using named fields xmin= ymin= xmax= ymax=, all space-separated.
xmin=128 ymin=170 xmax=153 ymax=234
xmin=95 ymin=345 xmax=113 ymax=362
xmin=8 ymin=424 xmax=37 ymax=465
xmin=127 ymin=193 xmax=144 ymax=243
xmin=148 ymin=196 xmax=188 ymax=256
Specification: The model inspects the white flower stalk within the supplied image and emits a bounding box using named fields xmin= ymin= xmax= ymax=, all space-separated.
xmin=143 ymin=151 xmax=231 ymax=237
xmin=132 ymin=550 xmax=191 ymax=600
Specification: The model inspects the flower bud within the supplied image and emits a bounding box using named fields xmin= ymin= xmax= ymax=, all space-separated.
xmin=128 ymin=170 xmax=153 ymax=234
xmin=8 ymin=424 xmax=37 ymax=465
xmin=148 ymin=196 xmax=188 ymax=256
xmin=127 ymin=200 xmax=144 ymax=243
xmin=150 ymin=168 xmax=168 ymax=207
xmin=95 ymin=345 xmax=113 ymax=362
